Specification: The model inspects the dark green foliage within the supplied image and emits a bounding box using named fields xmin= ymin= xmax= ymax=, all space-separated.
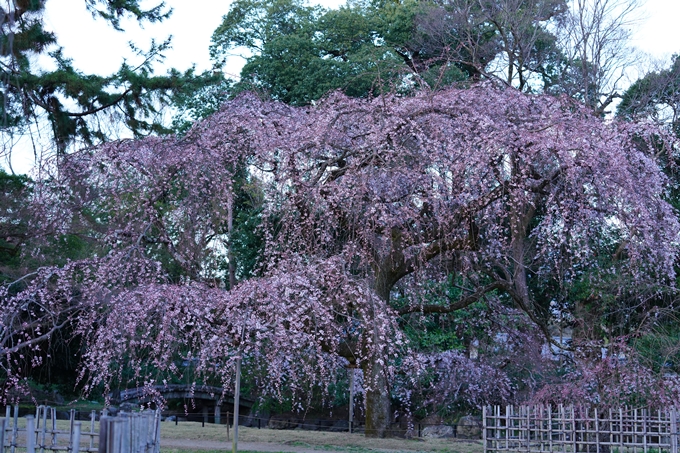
xmin=634 ymin=320 xmax=680 ymax=375
xmin=396 ymin=277 xmax=492 ymax=354
xmin=211 ymin=0 xmax=437 ymax=105
xmin=82 ymin=0 xmax=171 ymax=31
xmin=0 ymin=170 xmax=30 ymax=283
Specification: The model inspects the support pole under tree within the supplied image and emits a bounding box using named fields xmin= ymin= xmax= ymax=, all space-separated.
xmin=348 ymin=365 xmax=356 ymax=434
xmin=233 ymin=355 xmax=242 ymax=453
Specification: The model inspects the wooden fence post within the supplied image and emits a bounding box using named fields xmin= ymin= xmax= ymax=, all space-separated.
xmin=72 ymin=422 xmax=81 ymax=453
xmin=98 ymin=417 xmax=109 ymax=453
xmin=154 ymin=410 xmax=161 ymax=453
xmin=26 ymin=416 xmax=35 ymax=453
xmin=0 ymin=417 xmax=6 ymax=453
xmin=11 ymin=405 xmax=18 ymax=453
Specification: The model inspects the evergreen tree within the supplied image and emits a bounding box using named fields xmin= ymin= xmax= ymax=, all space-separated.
xmin=0 ymin=0 xmax=225 ymax=156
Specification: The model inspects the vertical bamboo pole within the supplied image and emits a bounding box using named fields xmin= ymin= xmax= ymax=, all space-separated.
xmin=526 ymin=406 xmax=531 ymax=453
xmin=643 ymin=408 xmax=648 ymax=453
xmin=620 ymin=408 xmax=625 ymax=450
xmin=541 ymin=405 xmax=546 ymax=453
xmin=549 ymin=405 xmax=553 ymax=453
xmin=483 ymin=406 xmax=488 ymax=453
xmin=608 ymin=409 xmax=613 ymax=448
xmin=671 ymin=407 xmax=677 ymax=453
xmin=502 ymin=405 xmax=507 ymax=450
xmin=595 ymin=408 xmax=600 ymax=453
xmin=571 ymin=406 xmax=576 ymax=453
xmin=560 ymin=405 xmax=565 ymax=453
xmin=634 ymin=408 xmax=639 ymax=453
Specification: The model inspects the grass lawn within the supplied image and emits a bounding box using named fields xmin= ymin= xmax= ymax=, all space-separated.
xmin=2 ymin=413 xmax=483 ymax=453
xmin=160 ymin=420 xmax=484 ymax=453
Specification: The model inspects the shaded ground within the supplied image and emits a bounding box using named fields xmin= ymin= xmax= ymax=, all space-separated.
xmin=160 ymin=421 xmax=484 ymax=453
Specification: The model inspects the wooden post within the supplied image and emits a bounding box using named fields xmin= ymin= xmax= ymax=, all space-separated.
xmin=70 ymin=409 xmax=76 ymax=446
xmin=0 ymin=417 xmax=6 ymax=453
xmin=155 ymin=410 xmax=162 ymax=453
xmin=51 ymin=407 xmax=57 ymax=449
xmin=90 ymin=411 xmax=96 ymax=452
xmin=232 ymin=355 xmax=242 ymax=453
xmin=38 ymin=406 xmax=47 ymax=453
xmin=348 ymin=366 xmax=355 ymax=434
xmin=72 ymin=422 xmax=81 ymax=453
xmin=214 ymin=404 xmax=221 ymax=425
xmin=26 ymin=416 xmax=36 ymax=453
xmin=98 ymin=417 xmax=109 ymax=453
xmin=12 ymin=404 xmax=18 ymax=453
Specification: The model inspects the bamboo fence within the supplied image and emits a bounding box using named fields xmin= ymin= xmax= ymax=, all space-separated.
xmin=484 ymin=405 xmax=679 ymax=453
xmin=0 ymin=405 xmax=159 ymax=453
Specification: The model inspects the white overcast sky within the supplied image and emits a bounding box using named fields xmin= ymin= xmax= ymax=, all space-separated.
xmin=44 ymin=0 xmax=680 ymax=77
xmin=42 ymin=0 xmax=346 ymax=77
xmin=6 ymin=0 xmax=680 ymax=174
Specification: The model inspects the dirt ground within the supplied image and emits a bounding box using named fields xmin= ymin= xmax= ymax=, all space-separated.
xmin=160 ymin=420 xmax=485 ymax=453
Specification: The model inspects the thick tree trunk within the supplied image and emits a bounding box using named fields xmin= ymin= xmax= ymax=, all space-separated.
xmin=363 ymin=276 xmax=393 ymax=438
xmin=363 ymin=358 xmax=391 ymax=437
